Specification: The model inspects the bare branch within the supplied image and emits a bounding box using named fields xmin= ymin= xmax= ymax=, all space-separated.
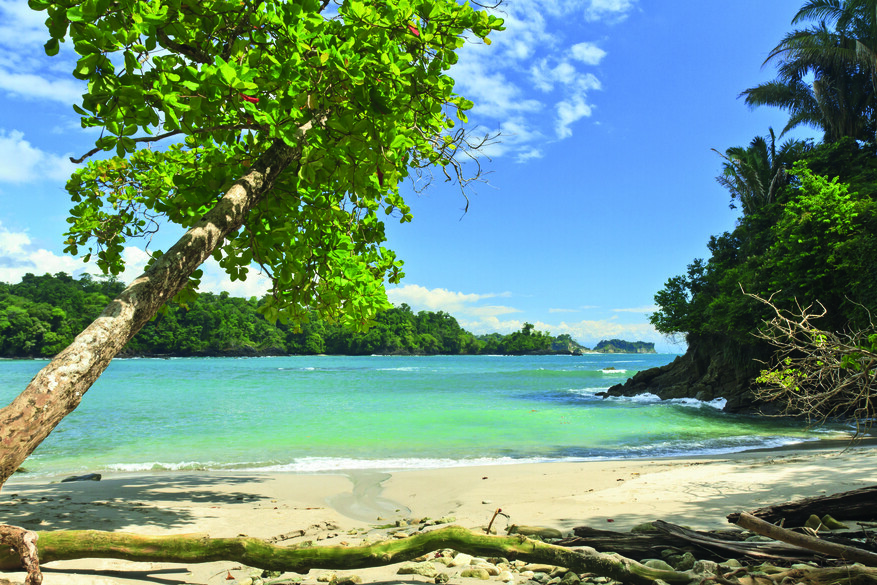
xmin=743 ymin=287 xmax=877 ymax=435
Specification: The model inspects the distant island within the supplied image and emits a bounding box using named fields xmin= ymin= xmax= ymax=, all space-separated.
xmin=0 ymin=273 xmax=655 ymax=358
xmin=591 ymin=339 xmax=656 ymax=354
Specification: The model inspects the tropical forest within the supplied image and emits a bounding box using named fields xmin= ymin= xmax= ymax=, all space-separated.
xmin=613 ymin=0 xmax=877 ymax=420
xmin=0 ymin=272 xmax=607 ymax=357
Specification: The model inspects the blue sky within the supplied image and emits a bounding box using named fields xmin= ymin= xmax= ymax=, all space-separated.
xmin=0 ymin=0 xmax=816 ymax=352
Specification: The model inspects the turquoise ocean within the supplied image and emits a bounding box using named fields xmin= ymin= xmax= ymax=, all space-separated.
xmin=0 ymin=354 xmax=843 ymax=475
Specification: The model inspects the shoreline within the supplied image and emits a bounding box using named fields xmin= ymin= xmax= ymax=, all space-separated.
xmin=1 ymin=442 xmax=875 ymax=584
xmin=10 ymin=432 xmax=870 ymax=479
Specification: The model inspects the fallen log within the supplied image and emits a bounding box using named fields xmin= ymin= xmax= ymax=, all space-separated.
xmin=562 ymin=522 xmax=826 ymax=563
xmin=743 ymin=485 xmax=877 ymax=526
xmin=0 ymin=526 xmax=693 ymax=585
xmin=730 ymin=512 xmax=877 ymax=567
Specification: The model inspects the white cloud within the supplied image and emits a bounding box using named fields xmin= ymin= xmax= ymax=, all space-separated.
xmin=0 ymin=0 xmax=51 ymax=48
xmin=0 ymin=228 xmax=277 ymax=302
xmin=458 ymin=314 xmax=669 ymax=351
xmin=452 ymin=58 xmax=543 ymax=121
xmin=0 ymin=129 xmax=75 ymax=183
xmin=197 ymin=258 xmax=274 ymax=299
xmin=386 ymin=284 xmax=511 ymax=315
xmin=0 ymin=69 xmax=84 ymax=105
xmin=385 ymin=282 xmax=675 ymax=350
xmin=0 ymin=222 xmax=84 ymax=284
xmin=530 ymin=59 xmax=579 ymax=92
xmin=516 ymin=148 xmax=544 ymax=163
xmin=556 ymin=95 xmax=595 ymax=139
xmin=585 ymin=0 xmax=636 ymax=22
xmin=571 ymin=42 xmax=608 ymax=65
xmin=120 ymin=247 xmax=151 ymax=277
xmin=451 ymin=0 xmax=633 ymax=160
xmin=0 ymin=1 xmax=85 ymax=105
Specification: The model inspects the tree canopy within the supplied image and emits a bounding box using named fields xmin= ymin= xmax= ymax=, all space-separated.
xmin=36 ymin=0 xmax=503 ymax=328
xmin=0 ymin=0 xmax=503 ymax=488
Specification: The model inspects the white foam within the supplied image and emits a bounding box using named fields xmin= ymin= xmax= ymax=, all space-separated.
xmin=603 ymin=393 xmax=727 ymax=410
xmin=249 ymin=456 xmax=550 ymax=473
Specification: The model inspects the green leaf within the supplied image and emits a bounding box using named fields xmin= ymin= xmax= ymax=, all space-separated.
xmin=44 ymin=38 xmax=59 ymax=56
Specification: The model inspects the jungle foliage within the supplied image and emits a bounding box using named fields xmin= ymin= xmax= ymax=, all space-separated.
xmin=0 ymin=273 xmax=576 ymax=357
xmin=650 ymin=138 xmax=877 ymax=345
xmin=649 ymin=0 xmax=877 ymax=420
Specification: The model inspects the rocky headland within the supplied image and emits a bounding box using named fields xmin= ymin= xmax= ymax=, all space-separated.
xmin=601 ymin=334 xmax=772 ymax=413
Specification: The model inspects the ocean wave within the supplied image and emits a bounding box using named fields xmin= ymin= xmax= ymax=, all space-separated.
xmin=248 ymin=456 xmax=552 ymax=473
xmin=104 ymin=461 xmax=225 ymax=472
xmin=50 ymin=436 xmax=822 ymax=475
xmin=602 ymin=392 xmax=727 ymax=410
xmin=614 ymin=435 xmax=818 ymax=458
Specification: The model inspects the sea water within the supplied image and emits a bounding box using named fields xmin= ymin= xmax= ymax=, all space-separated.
xmin=0 ymin=354 xmax=840 ymax=475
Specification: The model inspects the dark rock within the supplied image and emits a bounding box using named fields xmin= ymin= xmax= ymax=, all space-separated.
xmin=602 ymin=334 xmax=776 ymax=413
xmin=61 ymin=473 xmax=102 ymax=482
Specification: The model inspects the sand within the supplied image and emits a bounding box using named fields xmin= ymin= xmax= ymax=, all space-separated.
xmin=1 ymin=441 xmax=875 ymax=585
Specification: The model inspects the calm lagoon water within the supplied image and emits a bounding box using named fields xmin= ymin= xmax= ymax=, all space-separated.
xmin=0 ymin=354 xmax=838 ymax=475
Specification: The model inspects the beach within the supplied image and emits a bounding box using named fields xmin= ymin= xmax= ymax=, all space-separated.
xmin=1 ymin=441 xmax=875 ymax=585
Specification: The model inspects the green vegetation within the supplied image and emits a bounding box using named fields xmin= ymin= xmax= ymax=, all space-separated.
xmin=650 ymin=0 xmax=877 ymax=416
xmin=0 ymin=0 xmax=505 ymax=488
xmin=592 ymin=339 xmax=655 ymax=354
xmin=651 ymin=141 xmax=877 ymax=346
xmin=0 ymin=273 xmax=592 ymax=357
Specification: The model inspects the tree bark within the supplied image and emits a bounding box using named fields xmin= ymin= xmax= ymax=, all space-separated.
xmin=741 ymin=485 xmax=877 ymax=526
xmin=0 ymin=139 xmax=299 ymax=488
xmin=563 ymin=522 xmax=827 ymax=562
xmin=0 ymin=525 xmax=41 ymax=585
xmin=0 ymin=526 xmax=694 ymax=585
xmin=730 ymin=512 xmax=877 ymax=567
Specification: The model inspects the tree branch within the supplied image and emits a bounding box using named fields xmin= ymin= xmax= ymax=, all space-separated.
xmin=70 ymin=124 xmax=267 ymax=164
xmin=730 ymin=512 xmax=877 ymax=566
xmin=0 ymin=525 xmax=41 ymax=585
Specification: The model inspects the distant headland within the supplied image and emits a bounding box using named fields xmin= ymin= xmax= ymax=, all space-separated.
xmin=591 ymin=339 xmax=656 ymax=354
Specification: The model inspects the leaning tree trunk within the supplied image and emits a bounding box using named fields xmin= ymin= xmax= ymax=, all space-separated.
xmin=0 ymin=139 xmax=299 ymax=488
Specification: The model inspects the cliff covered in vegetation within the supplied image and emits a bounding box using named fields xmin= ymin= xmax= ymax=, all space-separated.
xmin=614 ymin=139 xmax=877 ymax=412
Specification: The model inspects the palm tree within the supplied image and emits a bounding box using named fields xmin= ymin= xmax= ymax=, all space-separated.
xmin=741 ymin=2 xmax=877 ymax=142
xmin=713 ymin=129 xmax=812 ymax=215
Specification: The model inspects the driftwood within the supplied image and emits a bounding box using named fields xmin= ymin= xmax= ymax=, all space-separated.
xmin=562 ymin=522 xmax=826 ymax=563
xmin=0 ymin=526 xmax=693 ymax=585
xmin=744 ymin=485 xmax=877 ymax=526
xmin=731 ymin=512 xmax=877 ymax=567
xmin=0 ymin=525 xmax=40 ymax=585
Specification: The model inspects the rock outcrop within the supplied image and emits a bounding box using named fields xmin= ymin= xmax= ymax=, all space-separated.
xmin=602 ymin=334 xmax=775 ymax=413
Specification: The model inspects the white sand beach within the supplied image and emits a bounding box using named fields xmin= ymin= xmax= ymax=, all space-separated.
xmin=1 ymin=442 xmax=875 ymax=585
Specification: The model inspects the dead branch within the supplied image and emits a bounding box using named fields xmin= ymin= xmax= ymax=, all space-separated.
xmin=0 ymin=525 xmax=41 ymax=585
xmin=730 ymin=512 xmax=877 ymax=567
xmin=743 ymin=289 xmax=877 ymax=433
